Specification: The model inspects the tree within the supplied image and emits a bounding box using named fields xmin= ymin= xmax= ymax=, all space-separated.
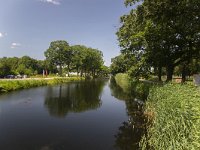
xmin=110 ymin=54 xmax=128 ymax=75
xmin=70 ymin=45 xmax=87 ymax=76
xmin=44 ymin=40 xmax=70 ymax=76
xmin=17 ymin=56 xmax=38 ymax=75
xmin=0 ymin=58 xmax=12 ymax=77
xmin=97 ymin=65 xmax=110 ymax=77
xmin=82 ymin=48 xmax=104 ymax=77
xmin=117 ymin=0 xmax=200 ymax=81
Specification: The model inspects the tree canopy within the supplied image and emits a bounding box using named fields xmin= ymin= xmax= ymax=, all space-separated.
xmin=0 ymin=41 xmax=106 ymax=78
xmin=44 ymin=40 xmax=106 ymax=78
xmin=115 ymin=0 xmax=200 ymax=81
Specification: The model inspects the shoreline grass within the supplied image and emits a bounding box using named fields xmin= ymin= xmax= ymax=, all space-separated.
xmin=140 ymin=83 xmax=200 ymax=149
xmin=114 ymin=73 xmax=200 ymax=149
xmin=0 ymin=77 xmax=84 ymax=93
xmin=114 ymin=73 xmax=156 ymax=100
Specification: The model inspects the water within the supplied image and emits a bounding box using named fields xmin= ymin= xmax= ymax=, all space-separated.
xmin=0 ymin=80 xmax=144 ymax=150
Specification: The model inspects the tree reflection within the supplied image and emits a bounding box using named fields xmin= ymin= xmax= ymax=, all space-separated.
xmin=44 ymin=80 xmax=106 ymax=118
xmin=109 ymin=78 xmax=146 ymax=150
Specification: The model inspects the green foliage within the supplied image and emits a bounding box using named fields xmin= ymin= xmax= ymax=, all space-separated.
xmin=114 ymin=73 xmax=154 ymax=100
xmin=0 ymin=56 xmax=52 ymax=77
xmin=81 ymin=47 xmax=104 ymax=77
xmin=44 ymin=42 xmax=105 ymax=78
xmin=140 ymin=84 xmax=200 ymax=149
xmin=110 ymin=53 xmax=137 ymax=75
xmin=97 ymin=65 xmax=110 ymax=77
xmin=124 ymin=0 xmax=141 ymax=6
xmin=0 ymin=80 xmax=47 ymax=92
xmin=115 ymin=73 xmax=130 ymax=91
xmin=71 ymin=45 xmax=87 ymax=74
xmin=117 ymin=0 xmax=200 ymax=81
xmin=44 ymin=40 xmax=71 ymax=76
xmin=46 ymin=77 xmax=83 ymax=85
xmin=0 ymin=42 xmax=105 ymax=78
xmin=0 ymin=77 xmax=83 ymax=93
xmin=110 ymin=54 xmax=128 ymax=75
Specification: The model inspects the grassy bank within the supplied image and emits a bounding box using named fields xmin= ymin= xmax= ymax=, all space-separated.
xmin=140 ymin=83 xmax=200 ymax=149
xmin=114 ymin=73 xmax=154 ymax=100
xmin=115 ymin=73 xmax=130 ymax=91
xmin=114 ymin=73 xmax=200 ymax=149
xmin=0 ymin=77 xmax=83 ymax=93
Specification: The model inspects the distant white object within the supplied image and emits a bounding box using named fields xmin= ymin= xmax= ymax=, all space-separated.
xmin=43 ymin=70 xmax=45 ymax=77
xmin=193 ymin=74 xmax=200 ymax=86
xmin=69 ymin=72 xmax=77 ymax=75
xmin=23 ymin=75 xmax=27 ymax=78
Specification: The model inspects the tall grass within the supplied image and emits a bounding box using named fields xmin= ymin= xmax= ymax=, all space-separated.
xmin=115 ymin=73 xmax=130 ymax=91
xmin=114 ymin=73 xmax=155 ymax=100
xmin=0 ymin=77 xmax=84 ymax=93
xmin=140 ymin=83 xmax=200 ymax=149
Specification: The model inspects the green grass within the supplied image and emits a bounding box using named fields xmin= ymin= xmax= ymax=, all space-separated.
xmin=0 ymin=77 xmax=84 ymax=93
xmin=140 ymin=83 xmax=200 ymax=150
xmin=114 ymin=73 xmax=156 ymax=100
xmin=114 ymin=73 xmax=131 ymax=91
xmin=114 ymin=73 xmax=200 ymax=149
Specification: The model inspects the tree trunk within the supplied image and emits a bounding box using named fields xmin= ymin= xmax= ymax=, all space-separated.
xmin=59 ymin=64 xmax=62 ymax=76
xmin=92 ymin=69 xmax=95 ymax=78
xmin=182 ymin=65 xmax=186 ymax=83
xmin=166 ymin=65 xmax=174 ymax=82
xmin=80 ymin=70 xmax=83 ymax=77
xmin=77 ymin=68 xmax=79 ymax=76
xmin=158 ymin=66 xmax=162 ymax=81
xmin=67 ymin=65 xmax=70 ymax=77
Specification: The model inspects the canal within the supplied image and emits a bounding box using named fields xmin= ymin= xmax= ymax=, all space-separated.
xmin=0 ymin=80 xmax=144 ymax=150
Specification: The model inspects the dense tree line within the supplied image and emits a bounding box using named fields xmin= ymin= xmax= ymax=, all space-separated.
xmin=0 ymin=40 xmax=108 ymax=78
xmin=44 ymin=40 xmax=109 ymax=77
xmin=0 ymin=56 xmax=56 ymax=78
xmin=112 ymin=0 xmax=200 ymax=82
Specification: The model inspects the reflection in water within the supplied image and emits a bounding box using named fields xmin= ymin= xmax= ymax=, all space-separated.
xmin=109 ymin=78 xmax=146 ymax=150
xmin=44 ymin=80 xmax=106 ymax=117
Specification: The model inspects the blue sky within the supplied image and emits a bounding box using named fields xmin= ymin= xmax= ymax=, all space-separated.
xmin=0 ymin=0 xmax=134 ymax=66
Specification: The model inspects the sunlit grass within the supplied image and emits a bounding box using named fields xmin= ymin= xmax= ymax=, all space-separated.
xmin=115 ymin=73 xmax=130 ymax=91
xmin=0 ymin=77 xmax=84 ymax=93
xmin=114 ymin=73 xmax=156 ymax=100
xmin=140 ymin=83 xmax=200 ymax=149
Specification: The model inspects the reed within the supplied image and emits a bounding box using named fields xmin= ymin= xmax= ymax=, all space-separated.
xmin=140 ymin=83 xmax=200 ymax=149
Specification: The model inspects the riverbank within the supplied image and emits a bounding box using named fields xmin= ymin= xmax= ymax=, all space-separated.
xmin=0 ymin=77 xmax=84 ymax=93
xmin=114 ymin=73 xmax=155 ymax=100
xmin=114 ymin=73 xmax=200 ymax=149
xmin=140 ymin=83 xmax=200 ymax=149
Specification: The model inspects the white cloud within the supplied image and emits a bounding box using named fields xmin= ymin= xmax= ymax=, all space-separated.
xmin=11 ymin=42 xmax=21 ymax=49
xmin=0 ymin=32 xmax=7 ymax=38
xmin=39 ymin=0 xmax=61 ymax=5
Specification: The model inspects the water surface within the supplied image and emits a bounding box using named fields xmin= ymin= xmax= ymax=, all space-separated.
xmin=0 ymin=80 xmax=143 ymax=150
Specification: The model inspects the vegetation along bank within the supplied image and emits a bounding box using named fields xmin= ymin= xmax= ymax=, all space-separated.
xmin=114 ymin=73 xmax=200 ymax=149
xmin=140 ymin=83 xmax=200 ymax=150
xmin=0 ymin=77 xmax=83 ymax=93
